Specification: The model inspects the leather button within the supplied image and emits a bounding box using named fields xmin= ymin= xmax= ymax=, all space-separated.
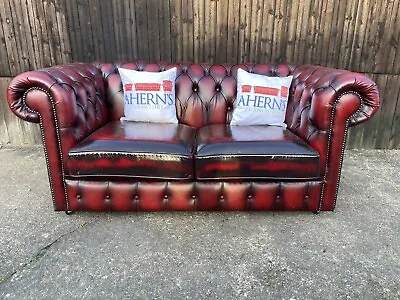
xmin=163 ymin=195 xmax=169 ymax=205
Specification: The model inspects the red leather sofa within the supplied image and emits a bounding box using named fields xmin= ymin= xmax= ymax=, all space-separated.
xmin=7 ymin=62 xmax=380 ymax=213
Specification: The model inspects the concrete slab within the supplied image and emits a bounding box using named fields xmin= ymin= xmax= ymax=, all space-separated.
xmin=0 ymin=146 xmax=399 ymax=299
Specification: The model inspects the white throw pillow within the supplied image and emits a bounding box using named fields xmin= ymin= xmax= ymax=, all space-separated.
xmin=118 ymin=67 xmax=178 ymax=123
xmin=231 ymin=68 xmax=293 ymax=127
xmin=230 ymin=125 xmax=285 ymax=141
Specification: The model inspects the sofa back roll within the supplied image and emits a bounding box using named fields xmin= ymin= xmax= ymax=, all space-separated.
xmin=96 ymin=62 xmax=295 ymax=129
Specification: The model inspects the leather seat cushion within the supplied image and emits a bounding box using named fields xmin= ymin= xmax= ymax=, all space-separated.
xmin=68 ymin=121 xmax=197 ymax=180
xmin=195 ymin=125 xmax=320 ymax=180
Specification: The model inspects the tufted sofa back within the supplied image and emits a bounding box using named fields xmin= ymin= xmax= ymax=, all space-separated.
xmin=97 ymin=62 xmax=295 ymax=129
xmin=96 ymin=61 xmax=381 ymax=183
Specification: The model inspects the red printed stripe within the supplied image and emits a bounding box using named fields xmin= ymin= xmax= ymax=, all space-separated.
xmin=125 ymin=84 xmax=133 ymax=92
xmin=134 ymin=83 xmax=162 ymax=91
xmin=242 ymin=85 xmax=280 ymax=96
xmin=163 ymin=80 xmax=173 ymax=92
xmin=242 ymin=85 xmax=251 ymax=93
xmin=254 ymin=86 xmax=279 ymax=96
xmin=281 ymin=86 xmax=288 ymax=98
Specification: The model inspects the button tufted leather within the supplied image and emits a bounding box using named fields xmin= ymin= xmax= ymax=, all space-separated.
xmin=7 ymin=63 xmax=109 ymax=210
xmin=7 ymin=61 xmax=380 ymax=212
xmin=66 ymin=180 xmax=322 ymax=211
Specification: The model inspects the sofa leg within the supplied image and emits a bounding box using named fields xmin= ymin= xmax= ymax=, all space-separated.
xmin=65 ymin=210 xmax=73 ymax=215
xmin=313 ymin=210 xmax=320 ymax=215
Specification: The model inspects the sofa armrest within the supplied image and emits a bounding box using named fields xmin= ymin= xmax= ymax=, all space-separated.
xmin=7 ymin=63 xmax=109 ymax=210
xmin=288 ymin=65 xmax=380 ymax=211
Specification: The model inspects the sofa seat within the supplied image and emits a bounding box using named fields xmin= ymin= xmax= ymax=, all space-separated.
xmin=195 ymin=125 xmax=320 ymax=180
xmin=68 ymin=121 xmax=197 ymax=180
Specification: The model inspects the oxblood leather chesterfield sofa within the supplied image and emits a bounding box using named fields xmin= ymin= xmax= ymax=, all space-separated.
xmin=7 ymin=62 xmax=379 ymax=213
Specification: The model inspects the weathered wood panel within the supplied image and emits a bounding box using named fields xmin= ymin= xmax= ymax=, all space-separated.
xmin=0 ymin=0 xmax=399 ymax=148
xmin=347 ymin=74 xmax=400 ymax=149
xmin=226 ymin=0 xmax=240 ymax=63
xmin=0 ymin=0 xmax=398 ymax=73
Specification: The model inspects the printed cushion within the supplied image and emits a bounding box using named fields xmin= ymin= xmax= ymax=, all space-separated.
xmin=231 ymin=68 xmax=293 ymax=127
xmin=118 ymin=67 xmax=178 ymax=123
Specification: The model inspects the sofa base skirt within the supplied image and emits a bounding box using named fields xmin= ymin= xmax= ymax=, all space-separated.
xmin=64 ymin=179 xmax=324 ymax=212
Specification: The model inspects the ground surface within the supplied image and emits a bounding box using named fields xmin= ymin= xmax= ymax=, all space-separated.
xmin=0 ymin=146 xmax=399 ymax=300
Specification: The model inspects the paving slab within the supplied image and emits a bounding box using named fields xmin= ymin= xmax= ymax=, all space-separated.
xmin=0 ymin=146 xmax=399 ymax=299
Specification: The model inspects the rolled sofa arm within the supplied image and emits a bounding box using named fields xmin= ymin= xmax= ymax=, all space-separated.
xmin=287 ymin=65 xmax=380 ymax=211
xmin=7 ymin=63 xmax=109 ymax=210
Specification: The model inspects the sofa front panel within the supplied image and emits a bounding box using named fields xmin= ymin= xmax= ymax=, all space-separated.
xmin=98 ymin=62 xmax=293 ymax=129
xmin=65 ymin=180 xmax=322 ymax=211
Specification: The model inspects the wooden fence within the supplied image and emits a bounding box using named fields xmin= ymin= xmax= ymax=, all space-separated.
xmin=0 ymin=0 xmax=399 ymax=148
